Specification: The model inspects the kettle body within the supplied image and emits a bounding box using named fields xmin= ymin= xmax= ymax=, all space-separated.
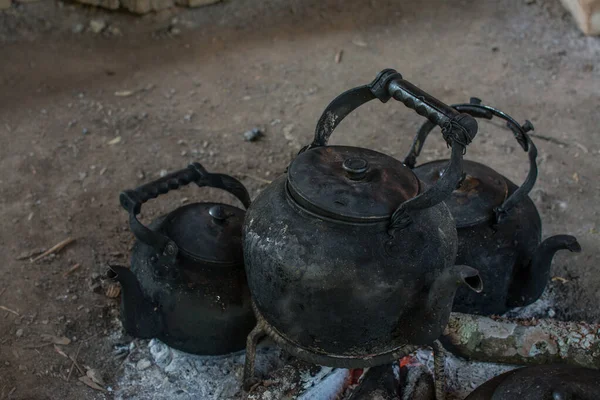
xmin=406 ymin=99 xmax=581 ymax=315
xmin=243 ymin=70 xmax=483 ymax=361
xmin=111 ymin=162 xmax=256 ymax=355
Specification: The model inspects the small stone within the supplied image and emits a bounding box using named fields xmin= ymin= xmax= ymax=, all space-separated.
xmin=91 ymin=272 xmax=100 ymax=280
xmin=283 ymin=124 xmax=295 ymax=142
xmin=548 ymin=308 xmax=556 ymax=318
xmin=72 ymin=23 xmax=84 ymax=34
xmin=16 ymin=329 xmax=24 ymax=338
xmin=243 ymin=128 xmax=263 ymax=142
xmin=136 ymin=358 xmax=152 ymax=371
xmin=108 ymin=26 xmax=122 ymax=36
xmin=82 ymin=128 xmax=89 ymax=135
xmin=159 ymin=169 xmax=168 ymax=177
xmin=89 ymin=19 xmax=106 ymax=34
xmin=137 ymin=170 xmax=145 ymax=180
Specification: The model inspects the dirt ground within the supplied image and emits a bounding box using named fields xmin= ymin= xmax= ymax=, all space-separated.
xmin=0 ymin=0 xmax=599 ymax=398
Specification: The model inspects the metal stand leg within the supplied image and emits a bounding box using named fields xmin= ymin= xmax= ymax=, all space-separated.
xmin=432 ymin=340 xmax=446 ymax=400
xmin=243 ymin=321 xmax=266 ymax=391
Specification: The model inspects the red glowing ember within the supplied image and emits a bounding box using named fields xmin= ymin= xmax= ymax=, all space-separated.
xmin=399 ymin=355 xmax=421 ymax=368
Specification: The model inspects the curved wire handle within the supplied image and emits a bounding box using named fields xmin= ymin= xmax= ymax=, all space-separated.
xmin=120 ymin=162 xmax=251 ymax=264
xmin=403 ymin=98 xmax=537 ymax=223
xmin=302 ymin=69 xmax=478 ymax=234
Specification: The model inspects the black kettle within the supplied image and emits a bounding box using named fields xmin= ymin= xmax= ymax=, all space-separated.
xmin=465 ymin=364 xmax=600 ymax=400
xmin=404 ymin=98 xmax=581 ymax=315
xmin=242 ymin=69 xmax=483 ymax=384
xmin=110 ymin=162 xmax=256 ymax=355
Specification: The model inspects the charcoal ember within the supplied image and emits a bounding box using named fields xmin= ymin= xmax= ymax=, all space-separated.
xmin=248 ymin=360 xmax=350 ymax=400
xmin=347 ymin=364 xmax=399 ymax=400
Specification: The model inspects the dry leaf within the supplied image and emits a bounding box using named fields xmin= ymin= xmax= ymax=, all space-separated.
xmin=107 ymin=136 xmax=122 ymax=145
xmin=552 ymin=276 xmax=569 ymax=284
xmin=41 ymin=334 xmax=71 ymax=345
xmin=573 ymin=172 xmax=580 ymax=183
xmin=86 ymin=368 xmax=105 ymax=386
xmin=54 ymin=344 xmax=69 ymax=358
xmin=335 ymin=50 xmax=343 ymax=63
xmin=114 ymin=90 xmax=134 ymax=97
xmin=352 ymin=38 xmax=368 ymax=47
xmin=105 ymin=283 xmax=121 ymax=298
xmin=79 ymin=375 xmax=107 ymax=392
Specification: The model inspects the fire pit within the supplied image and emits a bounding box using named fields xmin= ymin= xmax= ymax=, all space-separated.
xmin=110 ymin=70 xmax=592 ymax=399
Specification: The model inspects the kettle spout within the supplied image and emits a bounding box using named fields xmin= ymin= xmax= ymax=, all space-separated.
xmin=107 ymin=265 xmax=161 ymax=338
xmin=425 ymin=266 xmax=483 ymax=334
xmin=428 ymin=265 xmax=483 ymax=312
xmin=508 ymin=235 xmax=581 ymax=308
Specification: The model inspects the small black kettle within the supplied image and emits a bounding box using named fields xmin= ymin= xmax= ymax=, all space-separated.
xmin=404 ymin=98 xmax=581 ymax=315
xmin=465 ymin=364 xmax=600 ymax=400
xmin=109 ymin=162 xmax=256 ymax=355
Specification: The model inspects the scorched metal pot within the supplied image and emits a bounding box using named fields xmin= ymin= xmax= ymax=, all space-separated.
xmin=242 ymin=69 xmax=483 ymax=382
xmin=109 ymin=162 xmax=255 ymax=355
xmin=465 ymin=364 xmax=600 ymax=400
xmin=404 ymin=98 xmax=581 ymax=315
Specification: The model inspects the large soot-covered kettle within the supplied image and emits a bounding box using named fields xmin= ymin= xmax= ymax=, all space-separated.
xmin=109 ymin=162 xmax=255 ymax=355
xmin=465 ymin=364 xmax=600 ymax=400
xmin=404 ymin=98 xmax=581 ymax=315
xmin=243 ymin=69 xmax=484 ymax=366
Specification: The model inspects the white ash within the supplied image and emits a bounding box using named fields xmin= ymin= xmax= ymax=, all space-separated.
xmin=114 ymin=292 xmax=557 ymax=399
xmin=115 ymin=338 xmax=351 ymax=400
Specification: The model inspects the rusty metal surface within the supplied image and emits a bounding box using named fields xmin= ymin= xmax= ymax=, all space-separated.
xmin=414 ymin=160 xmax=508 ymax=229
xmin=288 ymin=145 xmax=420 ymax=221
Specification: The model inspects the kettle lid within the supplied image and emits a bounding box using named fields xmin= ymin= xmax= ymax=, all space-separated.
xmin=287 ymin=146 xmax=420 ymax=222
xmin=162 ymin=202 xmax=245 ymax=265
xmin=414 ymin=159 xmax=508 ymax=228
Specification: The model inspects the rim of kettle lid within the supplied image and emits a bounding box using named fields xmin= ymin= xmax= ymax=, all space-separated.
xmin=163 ymin=202 xmax=245 ymax=265
xmin=414 ymin=159 xmax=508 ymax=228
xmin=287 ymin=146 xmax=420 ymax=222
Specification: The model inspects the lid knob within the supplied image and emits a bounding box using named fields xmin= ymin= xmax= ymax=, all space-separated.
xmin=208 ymin=205 xmax=227 ymax=221
xmin=342 ymin=158 xmax=369 ymax=180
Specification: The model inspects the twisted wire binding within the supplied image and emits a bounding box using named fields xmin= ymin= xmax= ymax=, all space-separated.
xmin=441 ymin=118 xmax=473 ymax=154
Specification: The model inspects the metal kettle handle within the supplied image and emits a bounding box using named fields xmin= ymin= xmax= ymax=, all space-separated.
xmin=403 ymin=98 xmax=538 ymax=223
xmin=119 ymin=162 xmax=251 ymax=259
xmin=303 ymin=69 xmax=478 ymax=233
